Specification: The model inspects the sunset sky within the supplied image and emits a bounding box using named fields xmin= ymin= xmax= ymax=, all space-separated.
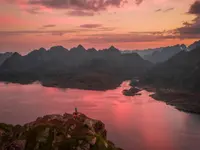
xmin=0 ymin=0 xmax=200 ymax=53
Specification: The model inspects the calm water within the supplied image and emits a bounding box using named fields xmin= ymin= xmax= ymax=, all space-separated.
xmin=0 ymin=81 xmax=200 ymax=150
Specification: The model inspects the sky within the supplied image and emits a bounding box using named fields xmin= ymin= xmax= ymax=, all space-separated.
xmin=0 ymin=0 xmax=200 ymax=53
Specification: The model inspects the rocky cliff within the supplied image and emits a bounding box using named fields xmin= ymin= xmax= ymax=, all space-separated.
xmin=0 ymin=113 xmax=123 ymax=150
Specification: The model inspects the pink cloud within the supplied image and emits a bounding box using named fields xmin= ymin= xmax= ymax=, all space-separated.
xmin=0 ymin=14 xmax=26 ymax=28
xmin=1 ymin=0 xmax=144 ymax=15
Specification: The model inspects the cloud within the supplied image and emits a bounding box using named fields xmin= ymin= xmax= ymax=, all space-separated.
xmin=164 ymin=7 xmax=174 ymax=12
xmin=188 ymin=1 xmax=200 ymax=15
xmin=0 ymin=14 xmax=27 ymax=27
xmin=80 ymin=24 xmax=102 ymax=28
xmin=0 ymin=25 xmax=115 ymax=37
xmin=2 ymin=0 xmax=145 ymax=16
xmin=155 ymin=9 xmax=162 ymax=12
xmin=155 ymin=8 xmax=174 ymax=13
xmin=60 ymin=31 xmax=177 ymax=44
xmin=28 ymin=0 xmax=127 ymax=12
xmin=176 ymin=16 xmax=200 ymax=39
xmin=38 ymin=24 xmax=56 ymax=30
xmin=66 ymin=10 xmax=95 ymax=16
xmin=135 ymin=0 xmax=143 ymax=5
xmin=42 ymin=24 xmax=56 ymax=28
xmin=0 ymin=30 xmax=77 ymax=36
xmin=175 ymin=1 xmax=200 ymax=39
xmin=98 ymin=27 xmax=116 ymax=31
xmin=26 ymin=7 xmax=41 ymax=14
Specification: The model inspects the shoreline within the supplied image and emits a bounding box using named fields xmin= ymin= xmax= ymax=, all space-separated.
xmin=0 ymin=74 xmax=124 ymax=91
xmin=150 ymin=92 xmax=200 ymax=114
xmin=140 ymin=85 xmax=200 ymax=114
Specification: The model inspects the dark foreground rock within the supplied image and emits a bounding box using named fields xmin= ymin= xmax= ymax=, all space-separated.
xmin=150 ymin=89 xmax=200 ymax=114
xmin=0 ymin=113 xmax=123 ymax=150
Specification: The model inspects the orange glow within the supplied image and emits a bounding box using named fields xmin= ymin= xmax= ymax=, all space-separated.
xmin=0 ymin=0 xmax=198 ymax=52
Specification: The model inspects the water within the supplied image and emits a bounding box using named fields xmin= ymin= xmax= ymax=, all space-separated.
xmin=0 ymin=81 xmax=200 ymax=150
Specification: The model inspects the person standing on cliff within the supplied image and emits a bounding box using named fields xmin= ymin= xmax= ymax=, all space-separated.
xmin=73 ymin=107 xmax=80 ymax=119
xmin=75 ymin=107 xmax=78 ymax=114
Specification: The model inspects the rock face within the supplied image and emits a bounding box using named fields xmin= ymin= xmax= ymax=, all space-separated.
xmin=0 ymin=113 xmax=122 ymax=150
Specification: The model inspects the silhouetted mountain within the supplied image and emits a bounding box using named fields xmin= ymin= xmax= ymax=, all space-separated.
xmin=122 ymin=43 xmax=195 ymax=64
xmin=143 ymin=44 xmax=187 ymax=64
xmin=143 ymin=46 xmax=200 ymax=91
xmin=49 ymin=46 xmax=68 ymax=52
xmin=188 ymin=40 xmax=200 ymax=51
xmin=107 ymin=46 xmax=120 ymax=52
xmin=0 ymin=52 xmax=13 ymax=66
xmin=48 ymin=46 xmax=69 ymax=61
xmin=0 ymin=52 xmax=23 ymax=71
xmin=122 ymin=49 xmax=158 ymax=57
xmin=87 ymin=48 xmax=97 ymax=52
xmin=70 ymin=44 xmax=86 ymax=53
xmin=0 ymin=45 xmax=152 ymax=90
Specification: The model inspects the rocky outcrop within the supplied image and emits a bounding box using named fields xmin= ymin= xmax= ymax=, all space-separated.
xmin=0 ymin=113 xmax=123 ymax=150
xmin=122 ymin=87 xmax=141 ymax=96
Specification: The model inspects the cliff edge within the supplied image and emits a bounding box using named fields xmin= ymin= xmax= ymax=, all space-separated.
xmin=0 ymin=112 xmax=123 ymax=150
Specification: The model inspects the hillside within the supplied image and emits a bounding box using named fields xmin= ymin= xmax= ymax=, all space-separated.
xmin=143 ymin=44 xmax=187 ymax=64
xmin=143 ymin=47 xmax=200 ymax=91
xmin=0 ymin=52 xmax=13 ymax=66
xmin=0 ymin=45 xmax=152 ymax=90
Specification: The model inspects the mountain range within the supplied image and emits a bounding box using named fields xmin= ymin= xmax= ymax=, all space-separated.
xmin=0 ymin=45 xmax=152 ymax=90
xmin=0 ymin=40 xmax=200 ymax=90
xmin=123 ymin=40 xmax=200 ymax=64
xmin=143 ymin=46 xmax=200 ymax=91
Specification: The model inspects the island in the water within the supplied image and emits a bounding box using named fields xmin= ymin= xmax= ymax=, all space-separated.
xmin=1 ymin=41 xmax=200 ymax=114
xmin=0 ymin=112 xmax=123 ymax=150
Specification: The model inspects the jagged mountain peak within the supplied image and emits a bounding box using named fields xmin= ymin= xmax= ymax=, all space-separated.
xmin=70 ymin=44 xmax=86 ymax=52
xmin=12 ymin=52 xmax=21 ymax=57
xmin=77 ymin=44 xmax=85 ymax=49
xmin=49 ymin=45 xmax=68 ymax=52
xmin=108 ymin=45 xmax=119 ymax=52
xmin=38 ymin=47 xmax=46 ymax=52
xmin=87 ymin=48 xmax=97 ymax=52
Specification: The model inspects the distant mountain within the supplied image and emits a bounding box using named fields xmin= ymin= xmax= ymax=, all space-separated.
xmin=121 ymin=48 xmax=157 ymax=58
xmin=143 ymin=44 xmax=187 ymax=64
xmin=143 ymin=46 xmax=200 ymax=91
xmin=70 ymin=44 xmax=86 ymax=53
xmin=0 ymin=45 xmax=152 ymax=90
xmin=122 ymin=40 xmax=200 ymax=64
xmin=122 ymin=45 xmax=187 ymax=64
xmin=188 ymin=40 xmax=200 ymax=51
xmin=122 ymin=48 xmax=158 ymax=57
xmin=0 ymin=52 xmax=13 ymax=66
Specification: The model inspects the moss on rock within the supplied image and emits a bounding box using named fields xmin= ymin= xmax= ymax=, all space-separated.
xmin=0 ymin=113 xmax=123 ymax=150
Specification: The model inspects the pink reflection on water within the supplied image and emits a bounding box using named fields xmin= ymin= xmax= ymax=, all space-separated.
xmin=0 ymin=81 xmax=200 ymax=150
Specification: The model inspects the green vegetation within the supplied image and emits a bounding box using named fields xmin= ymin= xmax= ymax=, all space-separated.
xmin=0 ymin=113 xmax=123 ymax=150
